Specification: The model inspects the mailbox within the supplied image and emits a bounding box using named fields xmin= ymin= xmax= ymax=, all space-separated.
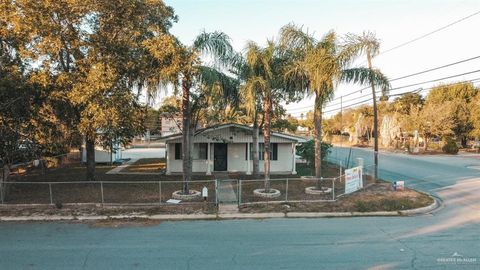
xmin=202 ymin=186 xmax=208 ymax=200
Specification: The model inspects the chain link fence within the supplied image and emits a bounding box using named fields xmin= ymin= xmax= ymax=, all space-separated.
xmin=234 ymin=163 xmax=377 ymax=205
xmin=0 ymin=179 xmax=216 ymax=206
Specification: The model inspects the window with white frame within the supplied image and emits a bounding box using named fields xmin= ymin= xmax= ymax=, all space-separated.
xmin=245 ymin=143 xmax=278 ymax=160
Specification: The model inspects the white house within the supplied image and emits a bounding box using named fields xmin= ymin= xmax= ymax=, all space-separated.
xmin=161 ymin=123 xmax=306 ymax=175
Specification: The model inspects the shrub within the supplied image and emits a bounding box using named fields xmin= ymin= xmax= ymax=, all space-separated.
xmin=442 ymin=138 xmax=459 ymax=154
xmin=296 ymin=140 xmax=332 ymax=168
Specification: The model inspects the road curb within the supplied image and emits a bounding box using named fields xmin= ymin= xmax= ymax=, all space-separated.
xmin=398 ymin=195 xmax=441 ymax=216
xmin=0 ymin=196 xmax=441 ymax=222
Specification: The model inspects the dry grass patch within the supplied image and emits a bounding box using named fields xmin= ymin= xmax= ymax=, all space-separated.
xmin=239 ymin=181 xmax=433 ymax=213
xmin=122 ymin=158 xmax=166 ymax=173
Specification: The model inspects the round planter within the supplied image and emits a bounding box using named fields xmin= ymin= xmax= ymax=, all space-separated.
xmin=172 ymin=190 xmax=201 ymax=201
xmin=300 ymin=176 xmax=316 ymax=179
xmin=305 ymin=186 xmax=332 ymax=194
xmin=253 ymin=188 xmax=281 ymax=198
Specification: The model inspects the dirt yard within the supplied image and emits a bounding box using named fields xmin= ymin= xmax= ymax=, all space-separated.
xmin=239 ymin=181 xmax=433 ymax=213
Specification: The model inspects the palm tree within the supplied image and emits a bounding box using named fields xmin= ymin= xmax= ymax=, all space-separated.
xmin=342 ymin=32 xmax=387 ymax=181
xmin=279 ymin=24 xmax=390 ymax=184
xmin=242 ymin=40 xmax=278 ymax=192
xmin=145 ymin=31 xmax=237 ymax=194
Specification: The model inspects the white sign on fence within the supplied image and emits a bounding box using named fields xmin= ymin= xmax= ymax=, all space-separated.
xmin=345 ymin=166 xmax=363 ymax=194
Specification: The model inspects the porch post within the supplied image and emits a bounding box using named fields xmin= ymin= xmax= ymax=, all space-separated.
xmin=206 ymin=142 xmax=211 ymax=175
xmin=246 ymin=142 xmax=251 ymax=175
xmin=166 ymin=143 xmax=171 ymax=175
xmin=292 ymin=142 xmax=297 ymax=175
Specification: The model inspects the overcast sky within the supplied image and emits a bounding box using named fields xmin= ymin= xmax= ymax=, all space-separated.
xmin=164 ymin=0 xmax=480 ymax=118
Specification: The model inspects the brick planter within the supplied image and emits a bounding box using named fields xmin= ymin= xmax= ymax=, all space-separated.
xmin=253 ymin=188 xmax=281 ymax=198
xmin=172 ymin=190 xmax=201 ymax=201
xmin=305 ymin=186 xmax=332 ymax=194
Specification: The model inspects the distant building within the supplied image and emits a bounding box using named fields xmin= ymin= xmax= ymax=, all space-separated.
xmin=81 ymin=138 xmax=122 ymax=164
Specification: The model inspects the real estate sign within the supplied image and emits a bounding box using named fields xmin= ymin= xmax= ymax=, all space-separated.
xmin=345 ymin=166 xmax=363 ymax=194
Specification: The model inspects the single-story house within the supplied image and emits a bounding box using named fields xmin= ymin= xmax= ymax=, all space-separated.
xmin=161 ymin=123 xmax=307 ymax=175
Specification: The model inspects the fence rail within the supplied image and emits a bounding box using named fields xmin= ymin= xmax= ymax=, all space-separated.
xmin=0 ymin=179 xmax=216 ymax=206
xmin=0 ymin=162 xmax=377 ymax=207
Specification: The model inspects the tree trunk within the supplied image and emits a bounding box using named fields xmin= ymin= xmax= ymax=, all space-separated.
xmin=461 ymin=136 xmax=467 ymax=148
xmin=424 ymin=135 xmax=429 ymax=151
xmin=252 ymin=110 xmax=260 ymax=178
xmin=314 ymin=94 xmax=323 ymax=188
xmin=367 ymin=52 xmax=378 ymax=182
xmin=263 ymin=91 xmax=272 ymax=192
xmin=85 ymin=136 xmax=96 ymax=181
xmin=182 ymin=76 xmax=192 ymax=194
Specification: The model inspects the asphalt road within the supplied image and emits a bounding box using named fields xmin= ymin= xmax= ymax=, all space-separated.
xmin=1 ymin=147 xmax=479 ymax=269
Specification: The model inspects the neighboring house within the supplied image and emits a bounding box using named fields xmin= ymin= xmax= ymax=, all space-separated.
xmin=160 ymin=113 xmax=182 ymax=136
xmin=161 ymin=123 xmax=306 ymax=175
xmin=81 ymin=139 xmax=122 ymax=164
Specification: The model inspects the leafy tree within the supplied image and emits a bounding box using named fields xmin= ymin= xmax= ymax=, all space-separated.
xmin=470 ymin=93 xmax=480 ymax=140
xmin=272 ymin=115 xmax=299 ymax=133
xmin=296 ymin=140 xmax=332 ymax=169
xmin=392 ymin=93 xmax=424 ymax=115
xmin=4 ymin=0 xmax=178 ymax=180
xmin=426 ymin=83 xmax=478 ymax=147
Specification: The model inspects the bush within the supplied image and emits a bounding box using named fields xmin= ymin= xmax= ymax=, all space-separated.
xmin=442 ymin=138 xmax=459 ymax=154
xmin=296 ymin=140 xmax=332 ymax=167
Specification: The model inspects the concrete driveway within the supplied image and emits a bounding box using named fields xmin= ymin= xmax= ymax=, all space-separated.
xmin=0 ymin=147 xmax=479 ymax=269
xmin=121 ymin=147 xmax=165 ymax=160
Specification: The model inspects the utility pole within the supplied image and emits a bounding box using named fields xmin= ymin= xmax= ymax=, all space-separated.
xmin=367 ymin=52 xmax=378 ymax=182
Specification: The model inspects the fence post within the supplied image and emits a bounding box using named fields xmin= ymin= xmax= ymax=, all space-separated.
xmin=48 ymin=183 xmax=53 ymax=205
xmin=100 ymin=181 xmax=104 ymax=205
xmin=285 ymin=178 xmax=289 ymax=202
xmin=158 ymin=181 xmax=162 ymax=204
xmin=238 ymin=180 xmax=242 ymax=206
xmin=332 ymin=178 xmax=335 ymax=200
xmin=215 ymin=179 xmax=218 ymax=206
xmin=0 ymin=167 xmax=4 ymax=204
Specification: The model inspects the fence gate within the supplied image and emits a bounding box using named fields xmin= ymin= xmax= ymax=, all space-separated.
xmin=216 ymin=179 xmax=238 ymax=204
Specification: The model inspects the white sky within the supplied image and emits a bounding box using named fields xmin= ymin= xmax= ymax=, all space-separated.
xmin=164 ymin=0 xmax=480 ymax=118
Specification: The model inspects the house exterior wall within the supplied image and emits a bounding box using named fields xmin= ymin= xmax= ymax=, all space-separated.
xmin=166 ymin=142 xmax=294 ymax=173
xmin=166 ymin=143 xmax=209 ymax=173
xmin=167 ymin=126 xmax=295 ymax=144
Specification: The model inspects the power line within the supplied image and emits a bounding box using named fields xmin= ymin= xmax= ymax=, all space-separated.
xmin=325 ymin=69 xmax=480 ymax=108
xmin=286 ymin=55 xmax=480 ymax=113
xmin=389 ymin=55 xmax=480 ymax=82
xmin=380 ymin=10 xmax=480 ymax=56
xmin=290 ymin=77 xmax=480 ymax=116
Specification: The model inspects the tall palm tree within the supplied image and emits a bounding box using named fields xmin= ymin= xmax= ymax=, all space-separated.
xmin=145 ymin=31 xmax=237 ymax=194
xmin=243 ymin=40 xmax=278 ymax=192
xmin=279 ymin=24 xmax=390 ymax=182
xmin=342 ymin=32 xmax=386 ymax=181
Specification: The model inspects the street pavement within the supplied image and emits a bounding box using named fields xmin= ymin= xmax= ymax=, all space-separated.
xmin=1 ymin=147 xmax=479 ymax=269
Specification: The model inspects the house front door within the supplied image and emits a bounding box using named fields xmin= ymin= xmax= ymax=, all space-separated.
xmin=214 ymin=143 xmax=228 ymax=171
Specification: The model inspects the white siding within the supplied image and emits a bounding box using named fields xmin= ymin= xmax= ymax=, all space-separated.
xmin=166 ymin=143 xmax=209 ymax=173
xmin=167 ymin=126 xmax=296 ymax=144
xmin=167 ymin=142 xmax=294 ymax=174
